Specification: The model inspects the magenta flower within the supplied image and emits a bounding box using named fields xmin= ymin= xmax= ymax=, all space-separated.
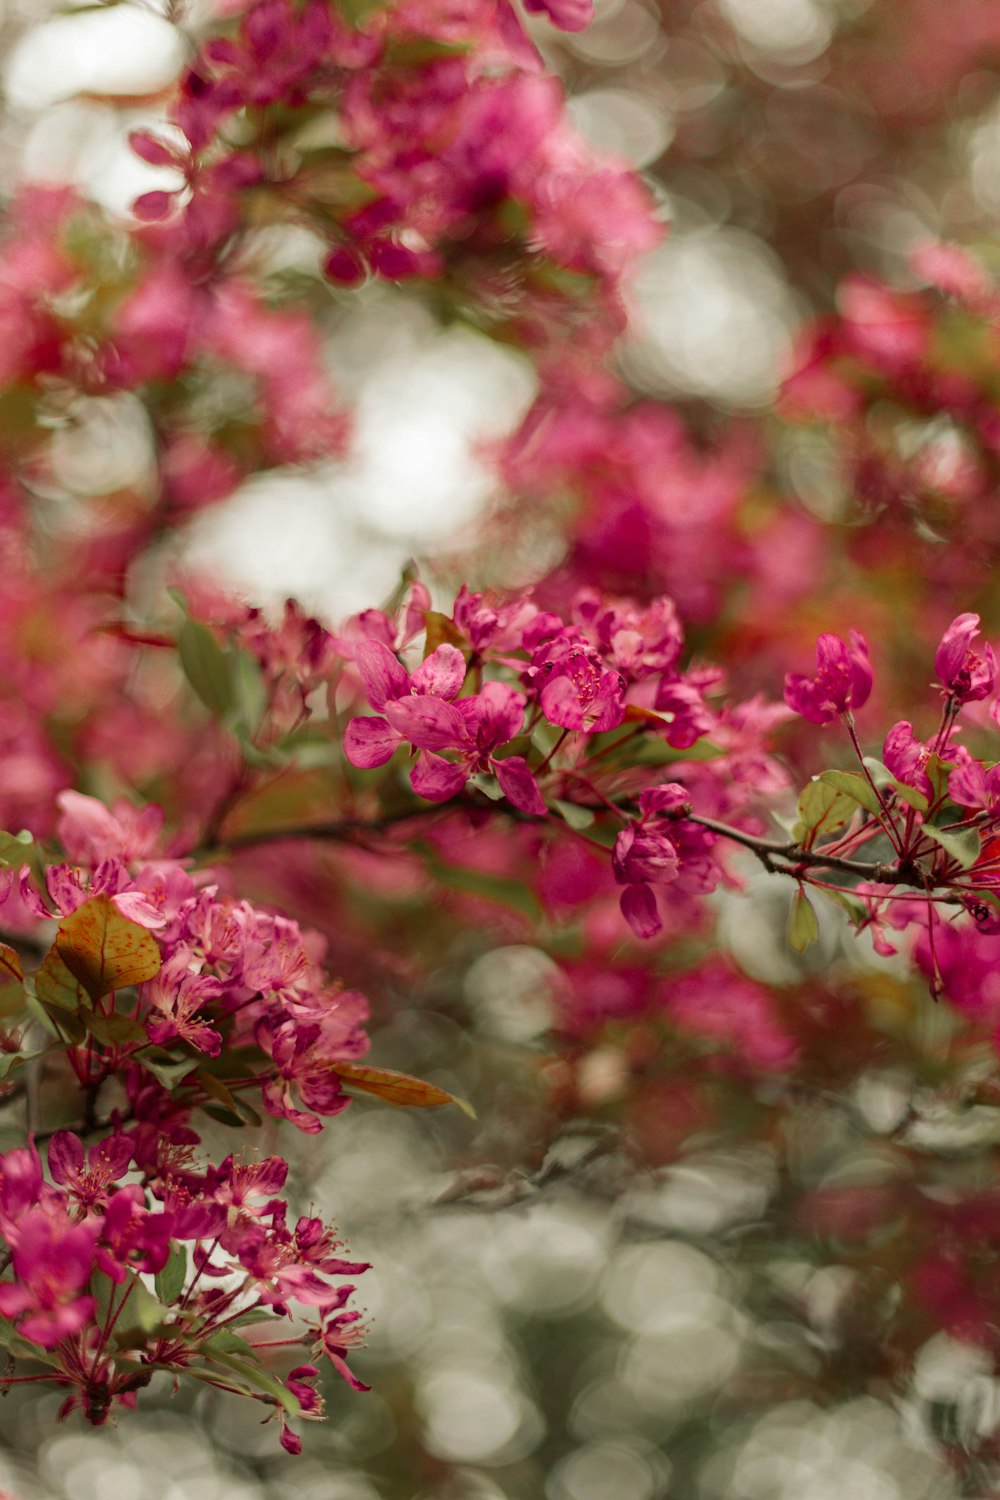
xmin=343 ymin=640 xmax=466 ymax=769
xmin=48 ymin=1131 xmax=133 ymax=1211
xmin=783 ymin=630 xmax=873 ymax=724
xmin=934 ymin=613 xmax=997 ymax=703
xmin=530 ymin=634 xmax=626 ymax=733
xmin=95 ymin=1187 xmax=173 ymax=1284
xmin=0 ymin=1208 xmax=97 ymax=1348
xmin=142 ymin=950 xmax=224 ymax=1057
xmin=522 ymin=0 xmax=595 ymax=31
xmin=346 ymin=645 xmax=546 ymax=815
xmin=949 ymin=748 xmax=1000 ymax=809
xmin=883 ymin=720 xmax=933 ymax=801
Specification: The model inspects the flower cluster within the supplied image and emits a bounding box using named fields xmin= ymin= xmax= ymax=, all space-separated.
xmin=0 ymin=1135 xmax=367 ymax=1450
xmin=332 ymin=581 xmax=788 ymax=935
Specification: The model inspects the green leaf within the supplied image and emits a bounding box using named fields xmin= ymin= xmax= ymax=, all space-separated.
xmin=85 ymin=1012 xmax=148 ymax=1045
xmin=231 ymin=649 xmax=268 ymax=739
xmin=0 ymin=831 xmax=34 ymax=869
xmin=817 ymin=770 xmax=883 ymax=820
xmin=136 ymin=1052 xmax=200 ymax=1090
xmin=0 ymin=1048 xmax=43 ymax=1082
xmin=178 ymin=618 xmax=236 ymax=719
xmin=552 ymin=799 xmax=596 ymax=831
xmin=25 ymin=993 xmax=87 ymax=1044
xmin=787 ymin=889 xmax=819 ymax=953
xmin=203 ymin=1103 xmax=248 ymax=1127
xmin=792 ymin=779 xmax=858 ymax=845
xmin=818 ymin=886 xmax=868 ymax=924
xmin=55 ymin=895 xmax=162 ymax=1002
xmin=203 ymin=1348 xmax=302 ymax=1415
xmin=34 ymin=946 xmax=89 ymax=1012
xmin=233 ymin=1094 xmax=263 ymax=1128
xmin=154 ymin=1244 xmax=188 ymax=1306
xmin=423 ymin=611 xmax=464 ymax=655
xmin=863 ymin=758 xmax=929 ymax=813
xmin=923 ymin=824 xmax=981 ymax=870
xmin=203 ymin=1330 xmax=261 ymax=1358
xmin=130 ymin=1276 xmax=168 ymax=1334
xmin=418 ymin=847 xmax=542 ymax=921
xmin=467 ymin=771 xmax=504 ymax=802
xmin=0 ymin=1315 xmax=63 ymax=1369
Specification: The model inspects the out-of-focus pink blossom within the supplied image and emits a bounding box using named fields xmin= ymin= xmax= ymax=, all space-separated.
xmin=784 ymin=630 xmax=872 ymax=724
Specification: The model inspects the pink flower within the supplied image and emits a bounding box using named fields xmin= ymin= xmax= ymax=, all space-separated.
xmin=48 ymin=1131 xmax=133 ymax=1211
xmin=784 ymin=630 xmax=873 ymax=724
xmin=530 ymin=634 xmax=626 ymax=733
xmin=949 ymin=749 xmax=1000 ymax=810
xmin=0 ymin=1208 xmax=97 ymax=1348
xmin=346 ymin=646 xmax=545 ymax=815
xmin=343 ymin=641 xmax=466 ymax=769
xmin=883 ymin=721 xmax=933 ymax=801
xmin=522 ymin=0 xmax=594 ymax=30
xmin=56 ymin=792 xmax=164 ymax=866
xmin=141 ymin=949 xmax=224 ymax=1057
xmin=934 ymin=613 xmax=996 ymax=703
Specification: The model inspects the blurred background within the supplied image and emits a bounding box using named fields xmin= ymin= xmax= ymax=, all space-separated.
xmin=3 ymin=0 xmax=1000 ymax=1496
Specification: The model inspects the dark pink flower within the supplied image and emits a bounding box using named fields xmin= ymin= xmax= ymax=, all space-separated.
xmin=784 ymin=630 xmax=872 ymax=724
xmin=0 ymin=1208 xmax=97 ymax=1348
xmin=94 ymin=1187 xmax=173 ymax=1283
xmin=531 ymin=635 xmax=626 ymax=733
xmin=343 ymin=641 xmax=467 ymax=769
xmin=934 ymin=613 xmax=997 ymax=703
xmin=48 ymin=1131 xmax=132 ymax=1211
xmin=883 ymin=721 xmax=933 ymax=801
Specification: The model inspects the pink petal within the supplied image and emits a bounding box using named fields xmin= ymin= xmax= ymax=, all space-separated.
xmin=48 ymin=1131 xmax=85 ymax=1187
xmin=354 ymin=640 xmax=410 ymax=710
xmin=111 ymin=891 xmax=167 ymax=928
xmin=540 ymin=675 xmax=586 ymax=730
xmin=411 ymin=752 xmax=468 ymax=802
xmin=343 ymin=716 xmax=399 ymax=768
xmin=620 ymin=883 xmax=662 ymax=939
xmin=384 ymin=695 xmax=466 ymax=751
xmin=494 ymin=756 xmax=546 ymax=816
xmin=410 ymin=644 xmax=466 ymax=699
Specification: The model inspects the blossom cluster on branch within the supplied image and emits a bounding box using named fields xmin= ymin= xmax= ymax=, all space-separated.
xmin=5 ymin=0 xmax=1000 ymax=1480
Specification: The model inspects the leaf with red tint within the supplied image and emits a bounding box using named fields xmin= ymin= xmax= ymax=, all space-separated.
xmin=0 ymin=946 xmax=23 ymax=986
xmin=35 ymin=946 xmax=89 ymax=1012
xmin=55 ymin=895 xmax=162 ymax=1002
xmin=330 ymin=1062 xmax=475 ymax=1118
xmin=0 ymin=944 xmax=25 ymax=1017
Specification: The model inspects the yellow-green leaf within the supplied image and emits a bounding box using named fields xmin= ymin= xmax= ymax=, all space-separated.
xmin=178 ymin=618 xmax=235 ymax=719
xmin=331 ymin=1061 xmax=476 ymax=1118
xmin=923 ymin=824 xmax=980 ymax=870
xmin=792 ymin=779 xmax=858 ymax=845
xmin=817 ymin=770 xmax=883 ymax=820
xmin=35 ymin=944 xmax=90 ymax=1012
xmin=787 ymin=888 xmax=819 ymax=954
xmin=55 ymin=895 xmax=161 ymax=1002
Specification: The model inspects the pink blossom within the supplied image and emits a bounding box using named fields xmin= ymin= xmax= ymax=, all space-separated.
xmin=934 ymin=613 xmax=997 ymax=703
xmin=784 ymin=630 xmax=873 ymax=724
xmin=141 ymin=950 xmax=224 ymax=1057
xmin=522 ymin=0 xmax=594 ymax=30
xmin=530 ymin=634 xmax=626 ymax=733
xmin=882 ymin=721 xmax=934 ymax=801
xmin=0 ymin=1208 xmax=97 ymax=1348
xmin=56 ymin=792 xmax=164 ymax=867
xmin=48 ymin=1131 xmax=133 ymax=1211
